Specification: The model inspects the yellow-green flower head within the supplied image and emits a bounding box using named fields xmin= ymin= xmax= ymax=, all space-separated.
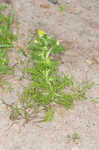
xmin=34 ymin=40 xmax=38 ymax=43
xmin=56 ymin=40 xmax=60 ymax=46
xmin=38 ymin=30 xmax=46 ymax=37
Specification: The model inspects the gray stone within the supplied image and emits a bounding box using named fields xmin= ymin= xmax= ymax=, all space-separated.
xmin=48 ymin=0 xmax=58 ymax=4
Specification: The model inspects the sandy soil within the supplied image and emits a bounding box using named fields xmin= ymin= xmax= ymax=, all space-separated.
xmin=0 ymin=0 xmax=99 ymax=150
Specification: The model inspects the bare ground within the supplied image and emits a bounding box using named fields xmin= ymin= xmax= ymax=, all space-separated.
xmin=0 ymin=0 xmax=99 ymax=150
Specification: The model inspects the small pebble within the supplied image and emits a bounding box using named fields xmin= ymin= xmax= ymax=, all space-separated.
xmin=48 ymin=0 xmax=58 ymax=4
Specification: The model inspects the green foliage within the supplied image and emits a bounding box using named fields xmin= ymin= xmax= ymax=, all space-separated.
xmin=72 ymin=80 xmax=94 ymax=100
xmin=72 ymin=133 xmax=80 ymax=140
xmin=44 ymin=106 xmax=55 ymax=122
xmin=56 ymin=94 xmax=73 ymax=109
xmin=91 ymin=98 xmax=99 ymax=104
xmin=59 ymin=5 xmax=66 ymax=11
xmin=10 ymin=31 xmax=92 ymax=121
xmin=0 ymin=4 xmax=7 ymax=11
xmin=0 ymin=4 xmax=15 ymax=77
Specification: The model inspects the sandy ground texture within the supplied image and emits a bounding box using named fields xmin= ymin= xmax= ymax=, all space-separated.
xmin=0 ymin=0 xmax=99 ymax=150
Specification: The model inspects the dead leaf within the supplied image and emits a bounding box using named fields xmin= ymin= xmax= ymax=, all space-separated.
xmin=66 ymin=41 xmax=73 ymax=49
xmin=92 ymin=56 xmax=99 ymax=64
xmin=0 ymin=0 xmax=11 ymax=4
xmin=20 ymin=60 xmax=24 ymax=64
xmin=69 ymin=8 xmax=77 ymax=14
xmin=0 ymin=104 xmax=8 ymax=111
xmin=86 ymin=59 xmax=93 ymax=65
xmin=44 ymin=11 xmax=51 ymax=16
xmin=40 ymin=4 xmax=50 ymax=9
xmin=18 ymin=8 xmax=24 ymax=12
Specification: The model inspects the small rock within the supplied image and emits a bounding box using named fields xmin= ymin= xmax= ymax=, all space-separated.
xmin=48 ymin=0 xmax=58 ymax=4
xmin=72 ymin=147 xmax=79 ymax=150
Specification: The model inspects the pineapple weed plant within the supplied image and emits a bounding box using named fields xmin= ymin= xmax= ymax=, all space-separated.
xmin=10 ymin=30 xmax=93 ymax=122
xmin=0 ymin=4 xmax=15 ymax=78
